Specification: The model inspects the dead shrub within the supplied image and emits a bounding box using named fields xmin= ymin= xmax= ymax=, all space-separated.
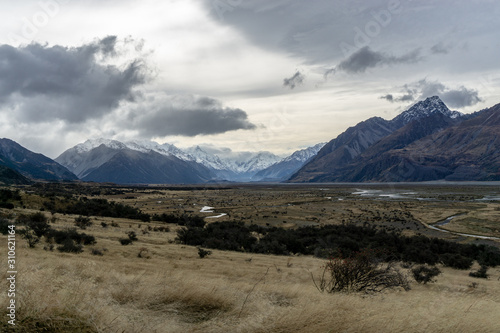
xmin=312 ymin=249 xmax=410 ymax=293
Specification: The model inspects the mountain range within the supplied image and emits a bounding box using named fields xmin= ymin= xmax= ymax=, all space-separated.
xmin=54 ymin=138 xmax=321 ymax=184
xmin=290 ymin=96 xmax=500 ymax=182
xmin=1 ymin=96 xmax=499 ymax=184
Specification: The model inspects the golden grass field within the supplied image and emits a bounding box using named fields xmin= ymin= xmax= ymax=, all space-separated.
xmin=1 ymin=184 xmax=500 ymax=332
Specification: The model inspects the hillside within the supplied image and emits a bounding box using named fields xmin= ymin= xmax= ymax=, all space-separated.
xmin=80 ymin=149 xmax=216 ymax=184
xmin=289 ymin=97 xmax=495 ymax=182
xmin=0 ymin=165 xmax=32 ymax=185
xmin=0 ymin=138 xmax=77 ymax=181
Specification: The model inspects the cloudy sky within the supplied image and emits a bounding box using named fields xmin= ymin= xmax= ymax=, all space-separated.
xmin=0 ymin=0 xmax=499 ymax=158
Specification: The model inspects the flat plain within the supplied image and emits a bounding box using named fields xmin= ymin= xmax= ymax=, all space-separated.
xmin=1 ymin=183 xmax=500 ymax=332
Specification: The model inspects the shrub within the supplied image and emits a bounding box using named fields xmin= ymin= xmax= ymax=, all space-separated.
xmin=101 ymin=222 xmax=108 ymax=228
xmin=127 ymin=231 xmax=138 ymax=241
xmin=45 ymin=228 xmax=96 ymax=246
xmin=440 ymin=253 xmax=473 ymax=270
xmin=469 ymin=265 xmax=489 ymax=279
xmin=119 ymin=238 xmax=133 ymax=245
xmin=91 ymin=248 xmax=104 ymax=256
xmin=312 ymin=249 xmax=410 ymax=293
xmin=57 ymin=238 xmax=83 ymax=253
xmin=19 ymin=228 xmax=40 ymax=248
xmin=411 ymin=265 xmax=441 ymax=284
xmin=0 ymin=202 xmax=14 ymax=209
xmin=138 ymin=247 xmax=151 ymax=258
xmin=17 ymin=212 xmax=50 ymax=237
xmin=0 ymin=218 xmax=12 ymax=235
xmin=198 ymin=247 xmax=212 ymax=258
xmin=75 ymin=216 xmax=92 ymax=229
xmin=63 ymin=198 xmax=150 ymax=221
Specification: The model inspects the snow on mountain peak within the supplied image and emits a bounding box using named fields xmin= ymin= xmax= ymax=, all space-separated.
xmin=282 ymin=142 xmax=326 ymax=163
xmin=67 ymin=138 xmax=306 ymax=177
xmin=75 ymin=138 xmax=126 ymax=153
xmin=392 ymin=96 xmax=463 ymax=125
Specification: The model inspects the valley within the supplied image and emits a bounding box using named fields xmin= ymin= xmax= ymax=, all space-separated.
xmin=1 ymin=182 xmax=500 ymax=332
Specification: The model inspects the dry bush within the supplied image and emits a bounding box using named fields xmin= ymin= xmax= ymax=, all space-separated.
xmin=412 ymin=265 xmax=441 ymax=284
xmin=138 ymin=247 xmax=151 ymax=259
xmin=312 ymin=249 xmax=410 ymax=293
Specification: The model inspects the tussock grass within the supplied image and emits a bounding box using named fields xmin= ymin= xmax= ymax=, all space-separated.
xmin=1 ymin=207 xmax=500 ymax=332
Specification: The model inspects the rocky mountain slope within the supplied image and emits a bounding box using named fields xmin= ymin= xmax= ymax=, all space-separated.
xmin=56 ymin=140 xmax=216 ymax=184
xmin=289 ymin=96 xmax=473 ymax=182
xmin=0 ymin=138 xmax=77 ymax=181
xmin=290 ymin=97 xmax=500 ymax=182
xmin=56 ymin=139 xmax=284 ymax=182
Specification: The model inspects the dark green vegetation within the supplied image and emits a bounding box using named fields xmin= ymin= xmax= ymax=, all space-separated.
xmin=15 ymin=212 xmax=96 ymax=252
xmin=176 ymin=220 xmax=500 ymax=270
xmin=21 ymin=184 xmax=150 ymax=221
xmin=0 ymin=165 xmax=32 ymax=185
xmin=0 ymin=188 xmax=22 ymax=209
xmin=411 ymin=265 xmax=442 ymax=284
xmin=62 ymin=198 xmax=150 ymax=221
xmin=469 ymin=265 xmax=489 ymax=279
xmin=119 ymin=231 xmax=139 ymax=245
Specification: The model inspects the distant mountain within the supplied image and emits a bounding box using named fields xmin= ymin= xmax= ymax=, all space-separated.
xmin=57 ymin=139 xmax=283 ymax=182
xmin=0 ymin=165 xmax=32 ymax=185
xmin=289 ymin=116 xmax=399 ymax=182
xmin=0 ymin=138 xmax=77 ymax=181
xmin=331 ymin=111 xmax=465 ymax=182
xmin=56 ymin=139 xmax=216 ymax=184
xmin=81 ymin=149 xmax=216 ymax=184
xmin=252 ymin=143 xmax=326 ymax=181
xmin=391 ymin=103 xmax=500 ymax=181
xmin=289 ymin=96 xmax=471 ymax=182
xmin=390 ymin=95 xmax=462 ymax=127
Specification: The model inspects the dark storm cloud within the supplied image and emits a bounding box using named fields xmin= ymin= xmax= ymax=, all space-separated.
xmin=133 ymin=95 xmax=257 ymax=137
xmin=283 ymin=71 xmax=304 ymax=89
xmin=0 ymin=36 xmax=147 ymax=123
xmin=380 ymin=94 xmax=394 ymax=102
xmin=382 ymin=79 xmax=483 ymax=108
xmin=380 ymin=93 xmax=414 ymax=103
xmin=325 ymin=47 xmax=422 ymax=77
xmin=202 ymin=0 xmax=500 ymax=87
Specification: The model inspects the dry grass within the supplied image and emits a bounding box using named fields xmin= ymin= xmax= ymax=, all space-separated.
xmin=2 ymin=211 xmax=500 ymax=333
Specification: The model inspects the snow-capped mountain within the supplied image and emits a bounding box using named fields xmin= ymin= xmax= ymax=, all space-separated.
xmin=290 ymin=96 xmax=474 ymax=182
xmin=230 ymin=152 xmax=282 ymax=174
xmin=184 ymin=146 xmax=231 ymax=171
xmin=55 ymin=139 xmax=215 ymax=184
xmin=281 ymin=143 xmax=326 ymax=164
xmin=391 ymin=96 xmax=462 ymax=127
xmin=252 ymin=143 xmax=327 ymax=181
xmin=57 ymin=139 xmax=285 ymax=182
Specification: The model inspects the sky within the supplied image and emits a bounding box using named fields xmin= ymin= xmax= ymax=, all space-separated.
xmin=0 ymin=0 xmax=499 ymax=158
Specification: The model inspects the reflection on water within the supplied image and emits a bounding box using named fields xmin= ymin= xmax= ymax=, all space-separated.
xmin=352 ymin=188 xmax=500 ymax=202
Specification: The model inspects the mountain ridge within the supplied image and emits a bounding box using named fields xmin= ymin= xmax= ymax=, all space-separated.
xmin=0 ymin=138 xmax=77 ymax=181
xmin=290 ymin=97 xmax=497 ymax=183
